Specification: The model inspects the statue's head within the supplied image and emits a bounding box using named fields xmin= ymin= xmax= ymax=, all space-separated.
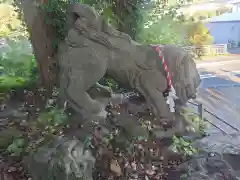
xmin=66 ymin=2 xmax=132 ymax=49
xmin=67 ymin=3 xmax=101 ymax=33
xmin=162 ymin=45 xmax=201 ymax=105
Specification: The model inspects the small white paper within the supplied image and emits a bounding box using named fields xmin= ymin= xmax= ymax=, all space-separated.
xmin=167 ymin=96 xmax=175 ymax=112
xmin=166 ymin=86 xmax=178 ymax=112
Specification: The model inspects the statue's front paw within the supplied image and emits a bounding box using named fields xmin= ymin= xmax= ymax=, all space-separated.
xmin=152 ymin=118 xmax=186 ymax=139
xmin=110 ymin=94 xmax=124 ymax=105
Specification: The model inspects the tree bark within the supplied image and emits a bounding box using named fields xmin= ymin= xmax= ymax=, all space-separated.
xmin=17 ymin=0 xmax=58 ymax=92
xmin=112 ymin=0 xmax=141 ymax=40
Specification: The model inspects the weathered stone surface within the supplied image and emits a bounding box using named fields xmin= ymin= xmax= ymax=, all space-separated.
xmin=193 ymin=133 xmax=240 ymax=155
xmin=194 ymin=133 xmax=240 ymax=175
xmin=178 ymin=133 xmax=240 ymax=180
xmin=179 ymin=152 xmax=239 ymax=180
xmin=28 ymin=136 xmax=96 ymax=180
xmin=58 ymin=2 xmax=200 ymax=125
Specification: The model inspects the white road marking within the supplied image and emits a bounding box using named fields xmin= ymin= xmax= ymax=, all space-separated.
xmin=231 ymin=71 xmax=240 ymax=74
xmin=200 ymin=74 xmax=216 ymax=79
xmin=199 ymin=71 xmax=240 ymax=80
xmin=197 ymin=60 xmax=240 ymax=67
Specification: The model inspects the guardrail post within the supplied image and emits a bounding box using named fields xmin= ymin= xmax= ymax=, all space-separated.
xmin=224 ymin=44 xmax=228 ymax=53
xmin=198 ymin=103 xmax=204 ymax=120
xmin=184 ymin=44 xmax=228 ymax=56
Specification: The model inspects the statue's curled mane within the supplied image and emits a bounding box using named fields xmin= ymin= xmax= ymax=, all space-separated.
xmin=66 ymin=2 xmax=132 ymax=50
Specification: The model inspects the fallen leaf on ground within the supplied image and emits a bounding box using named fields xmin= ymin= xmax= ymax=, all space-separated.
xmin=110 ymin=159 xmax=122 ymax=176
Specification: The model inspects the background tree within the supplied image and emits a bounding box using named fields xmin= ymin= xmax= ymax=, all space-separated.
xmin=0 ymin=3 xmax=22 ymax=37
xmin=136 ymin=0 xmax=191 ymax=45
xmin=187 ymin=22 xmax=213 ymax=46
xmin=137 ymin=16 xmax=187 ymax=45
xmin=13 ymin=0 xmax=61 ymax=93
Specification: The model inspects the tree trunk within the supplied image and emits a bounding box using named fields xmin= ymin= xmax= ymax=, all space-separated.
xmin=17 ymin=0 xmax=58 ymax=92
xmin=112 ymin=0 xmax=141 ymax=40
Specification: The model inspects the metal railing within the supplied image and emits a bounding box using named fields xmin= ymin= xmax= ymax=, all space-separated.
xmin=184 ymin=44 xmax=228 ymax=56
xmin=188 ymin=101 xmax=240 ymax=134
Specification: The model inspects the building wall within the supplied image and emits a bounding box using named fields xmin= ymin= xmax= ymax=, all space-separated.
xmin=232 ymin=2 xmax=240 ymax=12
xmin=205 ymin=21 xmax=240 ymax=44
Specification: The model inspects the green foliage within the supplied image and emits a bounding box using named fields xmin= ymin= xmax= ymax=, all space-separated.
xmin=37 ymin=87 xmax=68 ymax=134
xmin=137 ymin=17 xmax=186 ymax=45
xmin=187 ymin=22 xmax=214 ymax=46
xmin=180 ymin=107 xmax=208 ymax=135
xmin=170 ymin=136 xmax=198 ymax=157
xmin=81 ymin=0 xmax=144 ymax=39
xmin=5 ymin=88 xmax=70 ymax=155
xmin=0 ymin=40 xmax=35 ymax=77
xmin=99 ymin=77 xmax=120 ymax=92
xmin=7 ymin=137 xmax=26 ymax=156
xmin=0 ymin=76 xmax=27 ymax=91
xmin=80 ymin=0 xmax=120 ymax=26
xmin=113 ymin=0 xmax=144 ymax=39
xmin=39 ymin=0 xmax=69 ymax=49
xmin=0 ymin=38 xmax=37 ymax=93
xmin=145 ymin=0 xmax=190 ymax=26
xmin=137 ymin=0 xmax=191 ymax=45
xmin=0 ymin=128 xmax=23 ymax=149
xmin=37 ymin=108 xmax=68 ymax=134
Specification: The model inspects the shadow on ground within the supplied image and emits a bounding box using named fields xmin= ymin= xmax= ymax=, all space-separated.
xmin=228 ymin=48 xmax=240 ymax=55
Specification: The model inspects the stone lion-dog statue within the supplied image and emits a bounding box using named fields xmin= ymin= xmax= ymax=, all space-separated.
xmin=58 ymin=2 xmax=200 ymax=133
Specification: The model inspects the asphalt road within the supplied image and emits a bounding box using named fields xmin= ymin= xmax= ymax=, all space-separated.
xmin=189 ymin=58 xmax=240 ymax=135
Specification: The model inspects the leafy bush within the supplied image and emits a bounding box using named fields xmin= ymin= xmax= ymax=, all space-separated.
xmin=37 ymin=108 xmax=68 ymax=134
xmin=80 ymin=0 xmax=121 ymax=26
xmin=0 ymin=38 xmax=34 ymax=72
xmin=137 ymin=20 xmax=185 ymax=44
xmin=0 ymin=38 xmax=37 ymax=92
xmin=137 ymin=11 xmax=188 ymax=45
xmin=186 ymin=22 xmax=214 ymax=46
xmin=136 ymin=0 xmax=193 ymax=45
xmin=170 ymin=136 xmax=198 ymax=157
xmin=7 ymin=137 xmax=26 ymax=156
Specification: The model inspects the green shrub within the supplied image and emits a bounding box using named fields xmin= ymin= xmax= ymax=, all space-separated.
xmin=0 ymin=38 xmax=37 ymax=93
xmin=187 ymin=22 xmax=214 ymax=46
xmin=137 ymin=16 xmax=187 ymax=45
xmin=170 ymin=136 xmax=198 ymax=157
